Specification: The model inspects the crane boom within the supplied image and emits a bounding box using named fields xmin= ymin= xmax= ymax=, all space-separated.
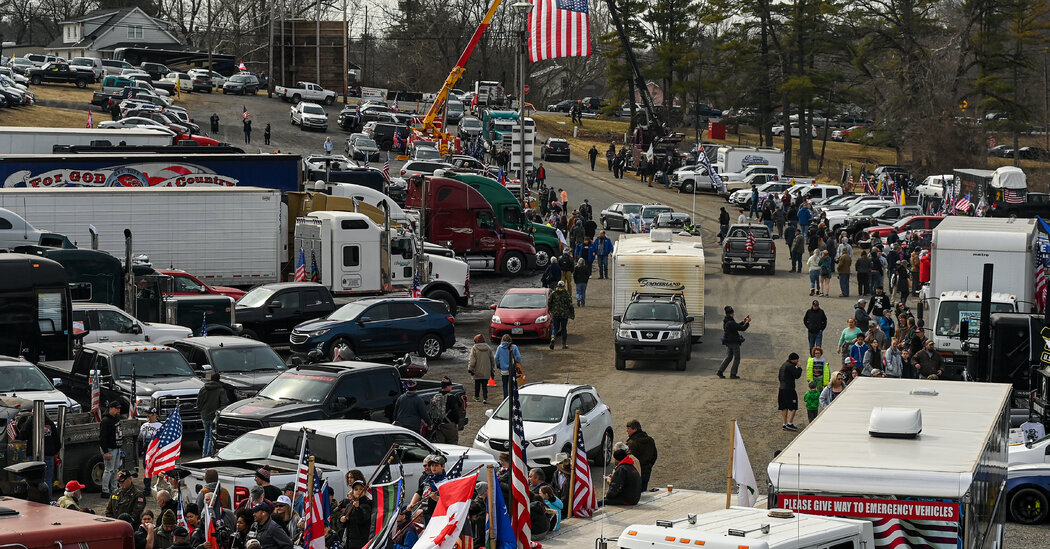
xmin=604 ymin=0 xmax=659 ymax=130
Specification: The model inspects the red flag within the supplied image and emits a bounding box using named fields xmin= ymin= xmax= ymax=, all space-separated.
xmin=528 ymin=0 xmax=592 ymax=62
xmin=412 ymin=474 xmax=478 ymax=549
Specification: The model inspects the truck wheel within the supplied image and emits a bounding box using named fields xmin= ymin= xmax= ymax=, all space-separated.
xmin=534 ymin=245 xmax=554 ymax=269
xmin=681 ymin=180 xmax=694 ymax=194
xmin=501 ymin=252 xmax=525 ymax=276
xmin=324 ymin=96 xmax=334 ymax=105
xmin=76 ymin=80 xmax=87 ymax=89
xmin=418 ymin=333 xmax=443 ymax=359
xmin=722 ymin=263 xmax=730 ymax=274
xmin=676 ymin=354 xmax=688 ymax=371
xmin=1010 ymin=487 xmax=1049 ymax=524
xmin=31 ymin=76 xmax=41 ymax=85
xmin=424 ymin=289 xmax=457 ymax=316
xmin=82 ymin=454 xmax=105 ymax=492
xmin=615 ymin=354 xmax=626 ymax=370
xmin=327 ymin=337 xmax=353 ymax=358
xmin=292 ymin=94 xmax=302 ymax=104
xmin=597 ymin=431 xmax=614 ymax=465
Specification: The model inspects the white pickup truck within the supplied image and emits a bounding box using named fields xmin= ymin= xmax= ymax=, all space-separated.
xmin=182 ymin=419 xmax=496 ymax=507
xmin=274 ymin=81 xmax=337 ymax=105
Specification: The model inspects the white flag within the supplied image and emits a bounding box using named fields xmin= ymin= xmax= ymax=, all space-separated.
xmin=645 ymin=143 xmax=655 ymax=163
xmin=733 ymin=422 xmax=758 ymax=507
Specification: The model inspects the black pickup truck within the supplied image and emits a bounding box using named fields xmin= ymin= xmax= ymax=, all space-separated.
xmin=38 ymin=342 xmax=206 ymax=436
xmin=213 ymin=361 xmax=465 ymax=447
xmin=27 ymin=62 xmax=96 ymax=88
xmin=235 ymin=283 xmax=338 ymax=345
xmin=171 ymin=336 xmax=288 ymax=401
xmin=722 ymin=223 xmax=776 ymax=274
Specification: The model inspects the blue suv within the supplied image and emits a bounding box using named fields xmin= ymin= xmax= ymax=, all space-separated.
xmin=289 ymin=297 xmax=455 ymax=359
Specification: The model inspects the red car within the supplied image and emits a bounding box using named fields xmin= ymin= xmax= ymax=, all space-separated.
xmin=178 ymin=134 xmax=220 ymax=146
xmin=860 ymin=215 xmax=944 ymax=245
xmin=158 ymin=268 xmax=247 ymax=300
xmin=489 ymin=287 xmax=551 ymax=341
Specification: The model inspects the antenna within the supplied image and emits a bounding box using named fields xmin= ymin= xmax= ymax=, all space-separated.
xmin=796 ymin=452 xmax=801 ymax=544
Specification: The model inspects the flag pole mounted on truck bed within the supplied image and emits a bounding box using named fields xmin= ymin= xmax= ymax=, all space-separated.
xmin=725 ymin=419 xmax=735 ymax=509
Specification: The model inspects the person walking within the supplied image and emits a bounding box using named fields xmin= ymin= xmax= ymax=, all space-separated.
xmin=606 ymin=143 xmax=615 ymax=171
xmin=806 ymin=249 xmax=822 ymax=296
xmin=749 ymin=185 xmax=760 ymax=218
xmin=392 ymin=381 xmax=429 ymax=434
xmin=430 ymin=377 xmax=464 ymax=444
xmin=557 ymin=252 xmax=574 ymax=294
xmin=590 ymin=230 xmax=613 ymax=279
xmin=836 ymin=248 xmax=852 ymax=297
xmin=790 ymin=231 xmax=805 ymax=273
xmin=100 ymin=400 xmax=122 ymax=498
xmin=855 ymin=250 xmax=872 ymax=296
xmin=803 ymin=300 xmax=827 ymax=351
xmin=573 ymin=258 xmax=591 ymax=306
xmin=797 ymin=202 xmax=813 ymax=237
xmin=717 ymin=306 xmax=750 ymax=379
xmin=625 ymin=420 xmax=657 ymax=491
xmin=494 ymin=335 xmax=522 ymax=399
xmin=209 ymin=113 xmax=220 ymax=133
xmin=263 ymin=123 xmax=271 ymax=146
xmin=467 ymin=334 xmax=495 ymax=404
xmin=547 ymin=281 xmax=575 ymax=349
xmin=540 ymin=257 xmax=562 ymax=289
xmin=718 ymin=207 xmax=730 ymax=243
xmin=588 ymin=146 xmax=599 ymax=170
xmin=197 ymin=371 xmax=229 ymax=458
xmin=818 ymin=250 xmax=834 ymax=298
xmin=560 ymin=188 xmax=569 ymax=215
xmin=242 ymin=117 xmax=252 ymax=144
xmin=323 ymin=136 xmax=333 ymax=154
xmin=778 ymin=353 xmax=803 ymax=431
xmin=536 ymin=163 xmax=546 ymax=188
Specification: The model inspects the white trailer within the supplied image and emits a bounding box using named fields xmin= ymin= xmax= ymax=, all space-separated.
xmin=768 ymin=378 xmax=1010 ymax=549
xmin=0 ymin=126 xmax=174 ymax=154
xmin=714 ymin=146 xmax=784 ymax=175
xmin=926 ymin=217 xmax=1038 ymax=366
xmin=611 ymin=229 xmax=704 ymax=336
xmin=0 ymin=186 xmax=285 ymax=286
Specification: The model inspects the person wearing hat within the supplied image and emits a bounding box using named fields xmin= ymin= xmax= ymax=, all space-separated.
xmin=802 ymin=300 xmax=827 ymax=354
xmin=717 ymin=306 xmax=750 ymax=379
xmin=409 ymin=454 xmax=446 ymax=524
xmin=336 ymin=480 xmax=372 ymax=549
xmin=254 ymin=466 xmax=282 ymax=502
xmin=198 ymin=371 xmax=230 ymax=458
xmin=250 ymin=500 xmax=292 ymax=549
xmin=99 ymin=400 xmax=123 ymax=498
xmin=58 ymin=479 xmax=86 ymax=510
xmin=195 ymin=468 xmax=232 ymax=511
xmin=138 ymin=407 xmax=162 ymax=494
xmin=154 ymin=509 xmax=178 ymax=549
xmin=778 ymin=353 xmax=803 ymax=431
xmin=281 ymin=481 xmax=304 ymax=515
xmin=169 ymin=525 xmax=193 ymax=549
xmin=393 ymin=380 xmax=429 ymax=435
xmin=272 ymin=494 xmax=301 ymax=542
xmin=547 ymin=279 xmax=575 ymax=350
xmin=551 ymin=454 xmax=572 ymax=518
xmin=430 ymin=376 xmax=465 ymax=444
xmin=106 ymin=470 xmax=147 ymax=527
xmin=599 ymin=448 xmax=642 ymax=506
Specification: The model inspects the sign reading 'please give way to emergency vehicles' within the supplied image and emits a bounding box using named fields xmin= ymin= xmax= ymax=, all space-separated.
xmin=778 ymin=495 xmax=960 ymax=521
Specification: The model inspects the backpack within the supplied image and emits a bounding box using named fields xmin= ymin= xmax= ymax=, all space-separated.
xmin=428 ymin=392 xmax=450 ymax=425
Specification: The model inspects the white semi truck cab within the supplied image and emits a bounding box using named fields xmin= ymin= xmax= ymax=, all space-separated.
xmin=929 ymin=290 xmax=1017 ymax=366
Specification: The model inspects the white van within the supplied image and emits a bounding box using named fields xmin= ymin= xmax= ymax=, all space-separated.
xmin=916 ymin=174 xmax=953 ymax=198
xmin=787 ymin=183 xmax=843 ymax=202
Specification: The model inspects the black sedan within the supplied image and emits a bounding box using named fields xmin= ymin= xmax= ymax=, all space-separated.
xmin=547 ymin=99 xmax=574 ymax=112
xmin=540 ymin=138 xmax=571 ymax=162
xmin=600 ymin=202 xmax=644 ymax=232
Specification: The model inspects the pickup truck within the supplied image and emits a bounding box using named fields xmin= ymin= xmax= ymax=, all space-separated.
xmin=183 ymin=420 xmax=496 ymax=508
xmin=38 ymin=342 xmax=206 ymax=436
xmin=213 ymin=361 xmax=466 ymax=447
xmin=171 ymin=336 xmax=288 ymax=401
xmin=722 ymin=223 xmax=776 ymax=274
xmin=988 ymin=192 xmax=1050 ymax=219
xmin=27 ymin=62 xmax=95 ymax=88
xmin=71 ymin=303 xmax=192 ymax=346
xmin=274 ymin=81 xmax=337 ymax=105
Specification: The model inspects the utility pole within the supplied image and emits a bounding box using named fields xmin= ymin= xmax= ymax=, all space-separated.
xmin=342 ymin=0 xmax=348 ymax=103
xmin=316 ymin=0 xmax=321 ymax=85
xmin=267 ymin=0 xmax=274 ymax=96
xmin=364 ymin=6 xmax=369 ymax=84
xmin=280 ymin=0 xmax=286 ymax=87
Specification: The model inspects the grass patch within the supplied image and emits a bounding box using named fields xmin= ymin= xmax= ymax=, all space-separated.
xmin=0 ymin=104 xmax=92 ymax=128
xmin=26 ymin=82 xmax=96 ymax=104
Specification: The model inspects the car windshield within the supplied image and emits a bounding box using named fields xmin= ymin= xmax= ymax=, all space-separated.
xmin=257 ymin=372 xmax=334 ymax=403
xmin=303 ymin=105 xmax=325 ymax=115
xmin=463 ymin=119 xmax=481 ymax=129
xmin=215 ymin=431 xmax=275 ymax=460
xmin=935 ymin=301 xmax=1014 ymax=337
xmin=499 ymin=293 xmax=547 ymax=309
xmin=622 ymin=204 xmax=643 ymax=215
xmin=237 ymin=287 xmax=276 ymax=308
xmin=356 ymin=138 xmax=377 ymax=148
xmin=623 ymin=302 xmax=682 ymax=322
xmin=210 ymin=347 xmax=288 ymax=373
xmin=0 ymin=365 xmax=55 ymax=392
xmin=493 ymin=394 xmax=563 ymax=423
xmin=415 ymin=149 xmax=441 ymax=159
xmin=231 ymin=75 xmax=248 ymax=83
xmin=113 ymin=352 xmax=194 ymax=379
xmin=328 ymin=301 xmax=369 ymax=322
xmin=448 ymin=102 xmax=464 ymax=113
xmin=641 ymin=206 xmax=672 ymax=219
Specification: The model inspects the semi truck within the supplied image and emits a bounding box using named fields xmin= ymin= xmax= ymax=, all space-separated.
xmin=481 ymin=109 xmax=520 ymax=148
xmin=923 ymin=217 xmax=1038 ymax=371
xmin=0 ymin=126 xmax=175 ymax=154
xmin=768 ymin=377 xmax=1010 ymax=549
xmin=0 ymin=152 xmax=302 ymax=193
xmin=405 ymin=175 xmax=536 ymax=275
xmin=0 ymin=186 xmax=286 ymax=286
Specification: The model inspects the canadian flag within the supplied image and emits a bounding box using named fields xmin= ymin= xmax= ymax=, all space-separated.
xmin=411 ymin=473 xmax=477 ymax=549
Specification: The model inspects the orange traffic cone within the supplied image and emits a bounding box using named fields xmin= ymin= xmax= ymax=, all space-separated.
xmin=488 ymin=377 xmax=496 ymax=387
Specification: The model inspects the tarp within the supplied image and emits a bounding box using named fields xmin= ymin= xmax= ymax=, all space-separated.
xmin=991 ymin=166 xmax=1027 ymax=190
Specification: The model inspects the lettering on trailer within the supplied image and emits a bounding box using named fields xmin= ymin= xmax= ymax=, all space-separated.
xmin=740 ymin=154 xmax=770 ymax=169
xmin=636 ymin=277 xmax=685 ymax=291
xmin=3 ymin=163 xmax=240 ymax=188
xmin=777 ymin=495 xmax=959 ymax=521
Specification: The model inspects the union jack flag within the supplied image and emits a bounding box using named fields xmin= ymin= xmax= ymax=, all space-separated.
xmin=145 ymin=407 xmax=182 ymax=478
xmin=509 ymin=372 xmax=531 ymax=549
xmin=294 ymin=249 xmax=307 ymax=281
xmin=571 ymin=417 xmax=597 ymax=517
xmin=955 ymin=193 xmax=971 ymax=213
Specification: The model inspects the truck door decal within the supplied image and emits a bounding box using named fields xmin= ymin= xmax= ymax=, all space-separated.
xmin=4 ymin=163 xmax=240 ymax=188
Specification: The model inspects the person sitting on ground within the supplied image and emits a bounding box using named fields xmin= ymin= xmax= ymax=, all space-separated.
xmin=600 ymin=448 xmax=642 ymax=506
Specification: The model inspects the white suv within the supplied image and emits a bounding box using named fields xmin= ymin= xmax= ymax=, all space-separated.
xmin=473 ymin=383 xmax=613 ymax=468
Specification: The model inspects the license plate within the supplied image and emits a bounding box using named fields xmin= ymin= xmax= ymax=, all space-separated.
xmin=511 ymin=328 xmax=524 ymax=335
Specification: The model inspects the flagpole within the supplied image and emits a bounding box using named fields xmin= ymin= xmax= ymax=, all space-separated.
xmin=363 ymin=443 xmax=399 ymax=489
xmin=725 ymin=419 xmax=735 ymax=509
xmin=486 ymin=465 xmax=495 ymax=549
xmin=567 ymin=410 xmax=580 ymax=516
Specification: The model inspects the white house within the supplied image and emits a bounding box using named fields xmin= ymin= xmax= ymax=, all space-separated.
xmin=46 ymin=7 xmax=183 ymax=59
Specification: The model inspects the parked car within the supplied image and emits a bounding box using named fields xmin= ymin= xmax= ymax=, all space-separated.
xmin=448 ymin=155 xmax=487 ymax=172
xmin=547 ymin=99 xmax=574 ymax=112
xmin=859 ymin=215 xmax=945 ymax=246
xmin=188 ymin=68 xmax=224 ymax=88
xmin=613 ymin=293 xmax=695 ymax=371
xmin=988 ymin=145 xmax=1015 ymax=158
xmin=235 ymin=283 xmax=337 ymax=345
xmin=447 ymin=100 xmax=465 ymax=124
xmin=7 ymin=57 xmax=36 ymax=75
xmin=290 ymin=101 xmax=329 ymax=131
xmin=101 ymin=58 xmax=134 ymax=76
xmin=159 ymin=71 xmax=192 ymax=93
xmin=71 ymin=303 xmax=191 ymax=345
xmin=600 ymin=202 xmax=644 ymax=232
xmin=1006 ymin=463 xmax=1050 ymax=524
xmin=172 ymin=336 xmax=288 ymax=401
xmin=157 ymin=268 xmax=246 ymax=300
xmin=0 ymin=67 xmax=29 ymax=86
xmin=459 ymin=117 xmax=483 ymax=139
xmin=540 ymin=138 xmax=570 ymax=162
xmin=0 ymin=356 xmax=81 ymax=418
xmin=290 ymin=296 xmax=455 ymax=359
xmin=771 ymin=123 xmax=818 ymax=138
xmin=223 ymin=74 xmax=259 ymax=95
xmin=24 ymin=53 xmax=64 ymax=67
xmin=27 ymin=62 xmax=95 ymax=87
xmin=473 ymin=382 xmax=613 ymax=467
xmin=650 ymin=212 xmax=696 ymax=232
xmin=139 ymin=62 xmax=171 ymax=81
xmin=489 ymin=288 xmax=551 ymax=342
xmin=916 ymin=174 xmax=953 ymax=198
xmin=638 ymin=204 xmax=674 ymax=233
xmin=68 ymin=57 xmax=104 ymax=80
xmin=399 ymin=160 xmax=453 ymax=178
xmin=348 ymin=136 xmax=380 ymax=161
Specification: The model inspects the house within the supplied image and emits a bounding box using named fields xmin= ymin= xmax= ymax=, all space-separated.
xmin=45 ymin=7 xmax=183 ymax=59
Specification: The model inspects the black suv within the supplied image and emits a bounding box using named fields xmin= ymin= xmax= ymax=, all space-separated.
xmin=365 ymin=122 xmax=410 ymax=151
xmin=235 ymin=282 xmax=337 ymax=345
xmin=613 ymin=293 xmax=694 ymax=371
xmin=338 ymin=107 xmax=398 ymax=131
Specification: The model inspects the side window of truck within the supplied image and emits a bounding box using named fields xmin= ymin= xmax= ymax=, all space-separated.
xmin=304 ymin=290 xmax=326 ymax=307
xmin=332 ymin=375 xmax=368 ymax=407
xmin=73 ymin=349 xmax=97 ymax=375
xmin=366 ymin=371 xmax=401 ymax=401
xmin=343 ymin=245 xmax=361 ymax=267
xmin=276 ymin=291 xmax=300 ymax=310
xmin=95 ymin=356 xmax=111 ymax=377
xmin=477 ymin=211 xmax=496 ymax=230
xmin=352 ymin=434 xmax=388 ymax=466
xmin=390 ymin=432 xmax=432 ymax=463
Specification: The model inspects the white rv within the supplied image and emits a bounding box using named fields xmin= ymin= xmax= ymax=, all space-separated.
xmin=611 ymin=229 xmax=704 ymax=335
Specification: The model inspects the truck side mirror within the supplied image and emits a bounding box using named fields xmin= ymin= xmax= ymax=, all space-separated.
xmin=52 ymin=378 xmax=63 ymax=388
xmin=612 ymin=315 xmax=622 ymax=322
xmin=268 ymin=300 xmax=282 ymax=309
xmin=685 ymin=316 xmax=695 ymax=322
xmin=959 ymin=320 xmax=969 ymax=342
xmin=130 ymin=324 xmax=142 ymax=335
xmin=333 ymin=397 xmax=349 ymax=410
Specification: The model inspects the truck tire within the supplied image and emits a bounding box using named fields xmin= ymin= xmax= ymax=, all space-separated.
xmin=534 ymin=245 xmax=554 ymax=269
xmin=418 ymin=333 xmax=443 ymax=359
xmin=676 ymin=355 xmax=687 ymax=371
xmin=722 ymin=263 xmax=731 ymax=274
xmin=501 ymin=252 xmax=526 ymax=276
xmin=615 ymin=354 xmax=625 ymax=370
xmin=83 ymin=454 xmax=105 ymax=492
xmin=324 ymin=95 xmax=335 ymax=105
xmin=681 ymin=180 xmax=694 ymax=194
xmin=423 ymin=289 xmax=457 ymax=316
xmin=1010 ymin=487 xmax=1049 ymax=524
xmin=292 ymin=94 xmax=302 ymax=104
xmin=76 ymin=79 xmax=88 ymax=89
xmin=30 ymin=76 xmax=41 ymax=85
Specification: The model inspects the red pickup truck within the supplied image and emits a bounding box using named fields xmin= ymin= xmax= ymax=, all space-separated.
xmin=859 ymin=215 xmax=944 ymax=246
xmin=159 ymin=268 xmax=247 ymax=300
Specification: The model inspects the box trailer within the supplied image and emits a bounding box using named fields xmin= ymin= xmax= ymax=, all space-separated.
xmin=714 ymin=146 xmax=784 ymax=175
xmin=0 ymin=126 xmax=174 ymax=154
xmin=0 ymin=186 xmax=285 ymax=286
xmin=768 ymin=378 xmax=1010 ymax=549
xmin=611 ymin=229 xmax=704 ymax=334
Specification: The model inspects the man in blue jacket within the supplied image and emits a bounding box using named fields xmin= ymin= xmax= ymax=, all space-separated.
xmin=589 ymin=230 xmax=614 ymax=279
xmin=797 ymin=203 xmax=813 ymax=237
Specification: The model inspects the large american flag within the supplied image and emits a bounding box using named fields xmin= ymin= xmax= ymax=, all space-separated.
xmin=145 ymin=407 xmax=182 ymax=478
xmin=529 ymin=0 xmax=592 ymax=62
xmin=1036 ymin=236 xmax=1049 ymax=311
xmin=303 ymin=474 xmax=328 ymax=549
xmin=410 ymin=272 xmax=422 ymax=298
xmin=871 ymin=517 xmax=958 ymax=549
xmin=293 ymin=434 xmax=310 ymax=501
xmin=90 ymin=370 xmax=102 ymax=422
xmin=745 ymin=231 xmax=755 ymax=253
xmin=955 ymin=193 xmax=971 ymax=213
xmin=1005 ymin=189 xmax=1025 ymax=204
xmin=571 ymin=417 xmax=597 ymax=518
xmin=294 ymin=249 xmax=307 ymax=282
xmin=509 ymin=373 xmax=531 ymax=549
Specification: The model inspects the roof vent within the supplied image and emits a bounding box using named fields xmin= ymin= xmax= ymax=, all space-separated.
xmin=868 ymin=407 xmax=922 ymax=438
xmin=650 ymin=229 xmax=673 ymax=242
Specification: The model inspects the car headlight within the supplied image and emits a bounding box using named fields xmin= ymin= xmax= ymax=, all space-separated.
xmin=491 ymin=315 xmax=501 ymax=324
xmin=668 ymin=331 xmax=683 ymax=339
xmin=475 ymin=432 xmax=489 ymax=444
xmin=70 ymin=402 xmax=82 ymax=413
xmin=309 ymin=329 xmax=330 ymax=337
xmin=233 ymin=389 xmax=255 ymax=400
xmin=617 ymin=329 xmax=632 ymax=338
xmin=535 ymin=315 xmax=549 ymax=323
xmin=135 ymin=396 xmax=153 ymax=409
xmin=531 ymin=435 xmax=557 ymax=447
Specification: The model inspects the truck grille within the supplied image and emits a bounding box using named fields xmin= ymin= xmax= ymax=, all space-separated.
xmin=215 ymin=416 xmax=264 ymax=444
xmin=627 ymin=330 xmax=671 ymax=341
xmin=289 ymin=332 xmax=309 ymax=345
xmin=159 ymin=396 xmax=200 ymax=424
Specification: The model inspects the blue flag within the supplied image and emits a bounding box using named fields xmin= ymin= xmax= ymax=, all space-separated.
xmin=490 ymin=468 xmax=516 ymax=549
